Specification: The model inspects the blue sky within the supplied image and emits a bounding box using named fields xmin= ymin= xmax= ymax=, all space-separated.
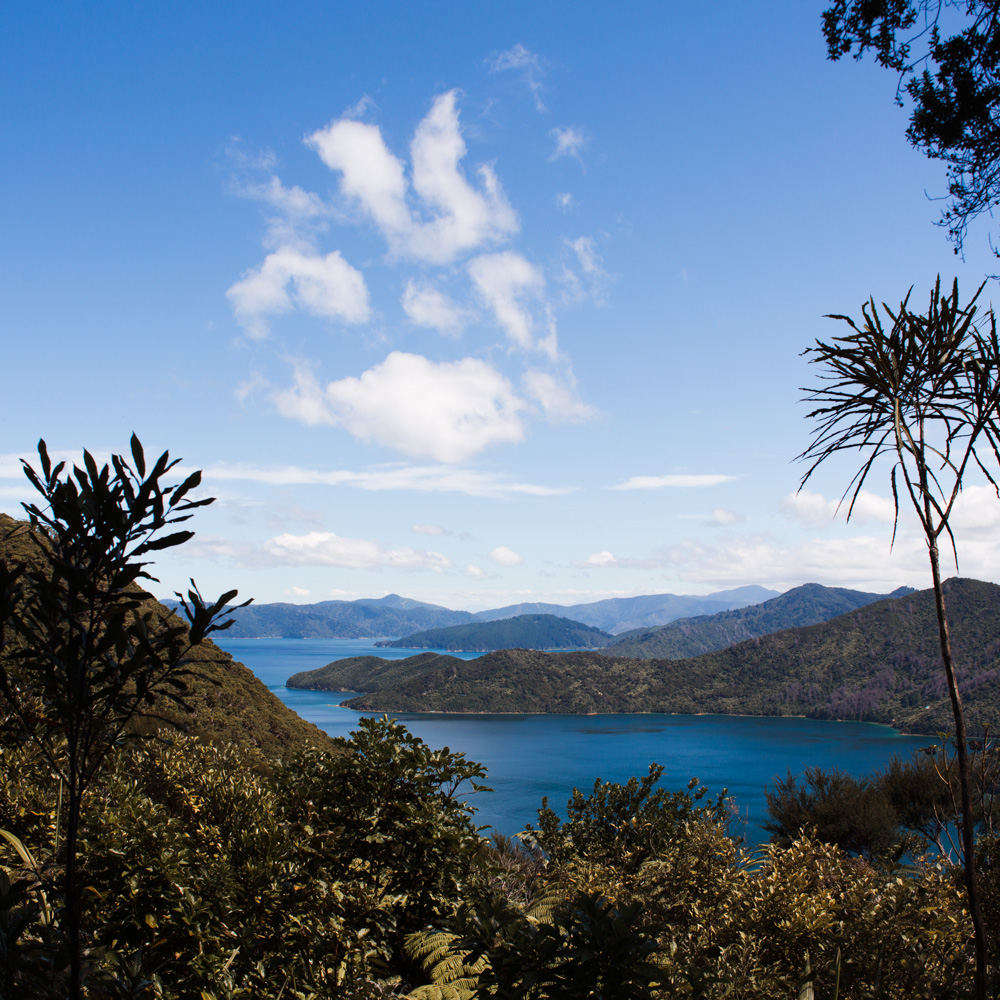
xmin=4 ymin=1 xmax=1000 ymax=610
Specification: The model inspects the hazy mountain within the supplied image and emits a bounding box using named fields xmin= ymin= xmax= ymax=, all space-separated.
xmin=296 ymin=579 xmax=1000 ymax=735
xmin=608 ymin=583 xmax=914 ymax=659
xmin=475 ymin=585 xmax=780 ymax=634
xmin=374 ymin=614 xmax=614 ymax=651
xmin=175 ymin=593 xmax=479 ymax=639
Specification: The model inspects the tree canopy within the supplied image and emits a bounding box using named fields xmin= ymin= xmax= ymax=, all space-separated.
xmin=824 ymin=1 xmax=1000 ymax=250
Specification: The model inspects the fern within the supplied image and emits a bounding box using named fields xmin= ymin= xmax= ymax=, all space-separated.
xmin=405 ymin=929 xmax=484 ymax=999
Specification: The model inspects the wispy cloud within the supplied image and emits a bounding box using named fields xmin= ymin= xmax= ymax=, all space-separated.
xmin=549 ymin=126 xmax=586 ymax=162
xmin=204 ymin=460 xmax=576 ymax=499
xmin=610 ymin=474 xmax=736 ymax=491
xmin=489 ymin=44 xmax=546 ymax=111
xmin=263 ymin=531 xmax=452 ymax=570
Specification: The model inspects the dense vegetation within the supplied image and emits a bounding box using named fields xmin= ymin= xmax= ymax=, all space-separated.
xmin=5 ymin=706 xmax=1000 ymax=997
xmin=3 ymin=446 xmax=1000 ymax=996
xmin=608 ymin=582 xmax=912 ymax=659
xmin=375 ymin=614 xmax=614 ymax=652
xmin=307 ymin=580 xmax=1000 ymax=734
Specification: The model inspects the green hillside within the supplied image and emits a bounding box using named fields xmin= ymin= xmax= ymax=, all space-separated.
xmin=0 ymin=513 xmax=331 ymax=758
xmin=311 ymin=580 xmax=1000 ymax=734
xmin=608 ymin=583 xmax=913 ymax=659
xmin=374 ymin=613 xmax=614 ymax=651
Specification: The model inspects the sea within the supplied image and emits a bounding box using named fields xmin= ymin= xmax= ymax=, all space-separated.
xmin=215 ymin=636 xmax=935 ymax=847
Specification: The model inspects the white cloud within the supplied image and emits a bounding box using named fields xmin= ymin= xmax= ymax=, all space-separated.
xmin=566 ymin=236 xmax=602 ymax=276
xmin=227 ymin=247 xmax=370 ymax=339
xmin=711 ymin=508 xmax=745 ymax=525
xmin=522 ymin=369 xmax=597 ymax=423
xmin=575 ymin=550 xmax=663 ymax=570
xmin=489 ymin=44 xmax=546 ymax=111
xmin=307 ymin=91 xmax=518 ymax=264
xmin=549 ymin=126 xmax=586 ymax=162
xmin=780 ymin=488 xmax=895 ymax=527
xmin=286 ymin=586 xmax=311 ymax=597
xmin=205 ymin=460 xmax=575 ymax=498
xmin=413 ymin=523 xmax=446 ymax=535
xmin=401 ymin=279 xmax=467 ymax=335
xmin=490 ymin=545 xmax=524 ymax=567
xmin=610 ymin=474 xmax=736 ymax=491
xmin=274 ymin=352 xmax=526 ymax=463
xmin=556 ymin=192 xmax=574 ymax=211
xmin=264 ymin=530 xmax=452 ymax=571
xmin=468 ymin=251 xmax=556 ymax=356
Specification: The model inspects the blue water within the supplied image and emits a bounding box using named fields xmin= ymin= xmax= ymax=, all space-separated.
xmin=217 ymin=637 xmax=935 ymax=845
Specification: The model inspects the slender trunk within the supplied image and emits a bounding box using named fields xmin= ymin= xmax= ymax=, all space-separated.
xmin=65 ymin=772 xmax=82 ymax=1000
xmin=928 ymin=544 xmax=988 ymax=1000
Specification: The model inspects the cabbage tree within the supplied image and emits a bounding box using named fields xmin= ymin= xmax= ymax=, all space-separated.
xmin=799 ymin=277 xmax=1000 ymax=998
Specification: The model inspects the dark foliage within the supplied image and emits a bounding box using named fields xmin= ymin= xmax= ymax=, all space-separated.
xmin=824 ymin=1 xmax=1000 ymax=250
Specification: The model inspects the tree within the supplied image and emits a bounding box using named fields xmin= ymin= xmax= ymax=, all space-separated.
xmin=823 ymin=1 xmax=1000 ymax=252
xmin=799 ymin=277 xmax=1000 ymax=998
xmin=0 ymin=436 xmax=245 ymax=999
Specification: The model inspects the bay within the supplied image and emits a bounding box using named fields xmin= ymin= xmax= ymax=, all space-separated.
xmin=216 ymin=637 xmax=934 ymax=846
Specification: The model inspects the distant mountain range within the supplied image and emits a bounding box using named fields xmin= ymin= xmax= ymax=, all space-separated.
xmin=167 ymin=593 xmax=479 ymax=639
xmin=474 ymin=585 xmax=778 ymax=633
xmin=374 ymin=614 xmax=614 ymax=651
xmin=288 ymin=579 xmax=1000 ymax=735
xmin=183 ymin=585 xmax=781 ymax=639
xmin=607 ymin=583 xmax=914 ymax=658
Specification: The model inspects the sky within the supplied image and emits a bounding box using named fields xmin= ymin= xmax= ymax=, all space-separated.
xmin=4 ymin=1 xmax=1000 ymax=611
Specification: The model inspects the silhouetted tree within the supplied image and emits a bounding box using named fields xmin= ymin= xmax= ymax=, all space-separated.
xmin=0 ymin=437 xmax=245 ymax=999
xmin=823 ymin=1 xmax=1000 ymax=251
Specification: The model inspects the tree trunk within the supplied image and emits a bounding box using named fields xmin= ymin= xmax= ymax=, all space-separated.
xmin=928 ymin=544 xmax=988 ymax=1000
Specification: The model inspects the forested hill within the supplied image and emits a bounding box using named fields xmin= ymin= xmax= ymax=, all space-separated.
xmin=308 ymin=579 xmax=1000 ymax=735
xmin=607 ymin=583 xmax=914 ymax=659
xmin=181 ymin=593 xmax=478 ymax=638
xmin=374 ymin=614 xmax=614 ymax=651
xmin=0 ymin=513 xmax=331 ymax=758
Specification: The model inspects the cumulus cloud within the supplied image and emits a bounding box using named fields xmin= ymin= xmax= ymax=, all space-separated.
xmin=610 ymin=474 xmax=736 ymax=491
xmin=227 ymin=247 xmax=370 ymax=339
xmin=264 ymin=530 xmax=452 ymax=571
xmin=401 ymin=279 xmax=467 ymax=335
xmin=286 ymin=586 xmax=311 ymax=597
xmin=468 ymin=251 xmax=556 ymax=356
xmin=780 ymin=489 xmax=895 ymax=527
xmin=307 ymin=91 xmax=518 ymax=264
xmin=274 ymin=352 xmax=526 ymax=462
xmin=490 ymin=545 xmax=525 ymax=567
xmin=549 ymin=127 xmax=586 ymax=161
xmin=489 ymin=44 xmax=546 ymax=111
